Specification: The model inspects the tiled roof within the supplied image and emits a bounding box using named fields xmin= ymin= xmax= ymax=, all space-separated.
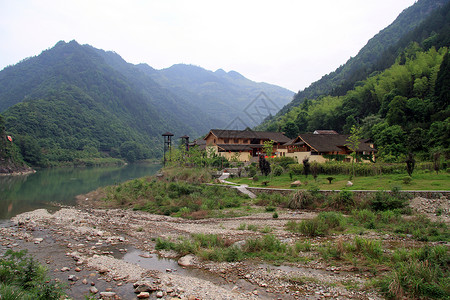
xmin=299 ymin=134 xmax=376 ymax=152
xmin=217 ymin=144 xmax=265 ymax=151
xmin=207 ymin=129 xmax=290 ymax=143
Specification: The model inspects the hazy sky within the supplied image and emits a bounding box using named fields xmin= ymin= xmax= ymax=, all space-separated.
xmin=0 ymin=0 xmax=417 ymax=92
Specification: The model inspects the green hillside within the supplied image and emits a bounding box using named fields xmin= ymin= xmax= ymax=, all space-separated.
xmin=273 ymin=0 xmax=449 ymax=116
xmin=0 ymin=41 xmax=219 ymax=165
xmin=258 ymin=0 xmax=450 ymax=161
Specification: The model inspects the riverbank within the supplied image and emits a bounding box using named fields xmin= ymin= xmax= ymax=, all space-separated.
xmin=1 ymin=207 xmax=378 ymax=300
xmin=1 ymin=189 xmax=448 ymax=299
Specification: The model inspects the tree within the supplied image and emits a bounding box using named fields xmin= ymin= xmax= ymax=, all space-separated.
xmin=372 ymin=122 xmax=406 ymax=160
xmin=433 ymin=151 xmax=441 ymax=174
xmin=262 ymin=140 xmax=274 ymax=158
xmin=283 ymin=121 xmax=298 ymax=139
xmin=406 ymin=152 xmax=415 ymax=177
xmin=345 ymin=125 xmax=362 ymax=179
xmin=302 ymin=157 xmax=310 ymax=178
xmin=259 ymin=155 xmax=271 ymax=176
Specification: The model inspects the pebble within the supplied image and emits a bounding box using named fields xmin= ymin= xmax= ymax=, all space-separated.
xmin=89 ymin=286 xmax=99 ymax=294
xmin=156 ymin=291 xmax=164 ymax=298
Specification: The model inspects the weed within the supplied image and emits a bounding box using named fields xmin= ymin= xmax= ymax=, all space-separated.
xmin=247 ymin=224 xmax=259 ymax=231
xmin=237 ymin=223 xmax=247 ymax=230
xmin=261 ymin=226 xmax=273 ymax=233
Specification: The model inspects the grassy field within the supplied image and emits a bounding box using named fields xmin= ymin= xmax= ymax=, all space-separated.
xmin=227 ymin=171 xmax=450 ymax=191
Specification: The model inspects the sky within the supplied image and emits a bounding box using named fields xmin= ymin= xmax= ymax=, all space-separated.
xmin=0 ymin=0 xmax=417 ymax=92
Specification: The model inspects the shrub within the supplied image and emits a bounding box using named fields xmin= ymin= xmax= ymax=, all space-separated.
xmin=332 ymin=190 xmax=354 ymax=210
xmin=289 ymin=164 xmax=303 ymax=175
xmin=288 ymin=190 xmax=314 ymax=209
xmin=378 ymin=245 xmax=449 ymax=299
xmin=248 ymin=165 xmax=257 ymax=177
xmin=265 ymin=206 xmax=276 ymax=212
xmin=272 ymin=165 xmax=284 ymax=176
xmin=0 ymin=250 xmax=65 ymax=300
xmin=370 ymin=190 xmax=407 ymax=211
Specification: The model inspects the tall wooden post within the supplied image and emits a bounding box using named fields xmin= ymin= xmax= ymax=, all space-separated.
xmin=162 ymin=132 xmax=174 ymax=166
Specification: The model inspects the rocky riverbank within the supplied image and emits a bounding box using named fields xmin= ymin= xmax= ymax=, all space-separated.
xmin=0 ymin=194 xmax=448 ymax=299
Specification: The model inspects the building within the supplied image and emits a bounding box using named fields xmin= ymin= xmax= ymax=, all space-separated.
xmin=204 ymin=129 xmax=290 ymax=162
xmin=282 ymin=133 xmax=377 ymax=163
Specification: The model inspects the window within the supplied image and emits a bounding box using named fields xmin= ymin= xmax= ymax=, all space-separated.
xmin=234 ymin=139 xmax=239 ymax=143
xmin=224 ymin=139 xmax=229 ymax=143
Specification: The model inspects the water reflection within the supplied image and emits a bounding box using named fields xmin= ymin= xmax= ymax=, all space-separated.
xmin=0 ymin=163 xmax=161 ymax=220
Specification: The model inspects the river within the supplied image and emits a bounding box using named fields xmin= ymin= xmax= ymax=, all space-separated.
xmin=0 ymin=163 xmax=161 ymax=220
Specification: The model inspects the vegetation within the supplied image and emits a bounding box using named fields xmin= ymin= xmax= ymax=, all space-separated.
xmin=0 ymin=114 xmax=32 ymax=173
xmin=0 ymin=40 xmax=220 ymax=166
xmin=228 ymin=161 xmax=450 ymax=191
xmin=259 ymin=1 xmax=450 ymax=163
xmin=0 ymin=250 xmax=65 ymax=300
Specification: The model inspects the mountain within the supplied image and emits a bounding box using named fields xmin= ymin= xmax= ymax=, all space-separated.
xmin=137 ymin=63 xmax=294 ymax=129
xmin=0 ymin=40 xmax=292 ymax=165
xmin=275 ymin=0 xmax=449 ymax=117
xmin=0 ymin=41 xmax=221 ymax=164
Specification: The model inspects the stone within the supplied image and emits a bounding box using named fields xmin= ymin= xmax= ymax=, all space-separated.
xmin=346 ymin=181 xmax=353 ymax=187
xmin=178 ymin=254 xmax=196 ymax=267
xmin=99 ymin=291 xmax=116 ymax=299
xmin=68 ymin=275 xmax=78 ymax=281
xmin=33 ymin=238 xmax=43 ymax=244
xmin=61 ymin=267 xmax=70 ymax=272
xmin=291 ymin=180 xmax=302 ymax=187
xmin=156 ymin=291 xmax=164 ymax=298
xmin=89 ymin=286 xmax=99 ymax=294
xmin=134 ymin=281 xmax=158 ymax=293
xmin=137 ymin=292 xmax=150 ymax=299
xmin=82 ymin=278 xmax=88 ymax=285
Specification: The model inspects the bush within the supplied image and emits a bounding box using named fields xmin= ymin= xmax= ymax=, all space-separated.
xmin=0 ymin=250 xmax=65 ymax=300
xmin=370 ymin=190 xmax=407 ymax=211
xmin=289 ymin=164 xmax=303 ymax=175
xmin=272 ymin=165 xmax=284 ymax=176
xmin=288 ymin=190 xmax=314 ymax=209
xmin=332 ymin=190 xmax=354 ymax=210
xmin=378 ymin=245 xmax=449 ymax=299
xmin=286 ymin=212 xmax=345 ymax=237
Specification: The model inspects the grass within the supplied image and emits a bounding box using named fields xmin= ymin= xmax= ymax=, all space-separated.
xmin=228 ymin=171 xmax=450 ymax=191
xmin=102 ymin=169 xmax=250 ymax=218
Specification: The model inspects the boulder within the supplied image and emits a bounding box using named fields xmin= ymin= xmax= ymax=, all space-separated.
xmin=291 ymin=180 xmax=302 ymax=187
xmin=178 ymin=254 xmax=197 ymax=267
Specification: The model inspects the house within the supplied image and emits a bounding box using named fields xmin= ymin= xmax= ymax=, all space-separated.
xmin=282 ymin=133 xmax=377 ymax=163
xmin=204 ymin=129 xmax=290 ymax=162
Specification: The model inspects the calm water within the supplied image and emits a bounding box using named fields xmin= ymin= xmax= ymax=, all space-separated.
xmin=0 ymin=163 xmax=161 ymax=220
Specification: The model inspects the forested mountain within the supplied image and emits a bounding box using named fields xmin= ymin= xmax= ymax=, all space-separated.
xmin=274 ymin=0 xmax=449 ymax=116
xmin=0 ymin=41 xmax=221 ymax=165
xmin=0 ymin=40 xmax=293 ymax=166
xmin=259 ymin=0 xmax=450 ymax=161
xmin=137 ymin=63 xmax=294 ymax=128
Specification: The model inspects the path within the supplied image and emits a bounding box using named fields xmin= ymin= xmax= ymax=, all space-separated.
xmin=218 ymin=172 xmax=257 ymax=199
